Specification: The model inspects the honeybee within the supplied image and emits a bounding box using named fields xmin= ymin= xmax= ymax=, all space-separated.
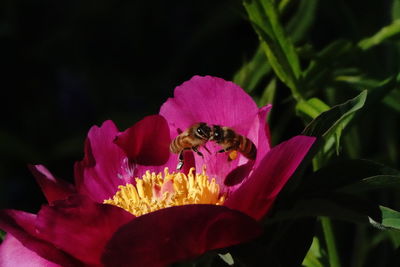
xmin=170 ymin=122 xmax=212 ymax=170
xmin=210 ymin=125 xmax=257 ymax=161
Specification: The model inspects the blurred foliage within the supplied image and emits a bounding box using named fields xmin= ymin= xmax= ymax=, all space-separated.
xmin=230 ymin=0 xmax=400 ymax=266
xmin=3 ymin=0 xmax=400 ymax=266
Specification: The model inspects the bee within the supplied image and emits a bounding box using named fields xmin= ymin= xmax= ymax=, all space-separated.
xmin=170 ymin=122 xmax=212 ymax=170
xmin=210 ymin=125 xmax=257 ymax=161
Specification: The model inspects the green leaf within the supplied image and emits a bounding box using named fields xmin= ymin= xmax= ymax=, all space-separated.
xmin=278 ymin=0 xmax=294 ymax=12
xmin=358 ymin=20 xmax=400 ymax=50
xmin=335 ymin=74 xmax=399 ymax=115
xmin=393 ymin=0 xmax=400 ymax=20
xmin=258 ymin=77 xmax=276 ymax=106
xmin=370 ymin=206 xmax=400 ymax=231
xmin=244 ymin=0 xmax=302 ymax=100
xmin=340 ymin=175 xmax=400 ymax=193
xmin=383 ymin=89 xmax=400 ymax=113
xmin=303 ymin=39 xmax=354 ymax=92
xmin=296 ymin=97 xmax=330 ymax=121
xmin=286 ymin=0 xmax=319 ymax=44
xmin=268 ymin=198 xmax=400 ymax=233
xmin=233 ymin=45 xmax=271 ymax=92
xmin=334 ymin=75 xmax=385 ymax=89
xmin=302 ymin=237 xmax=325 ymax=267
xmin=270 ymin=194 xmax=381 ymax=225
xmin=387 ymin=230 xmax=400 ymax=248
xmin=302 ymin=90 xmax=367 ymax=154
xmin=271 ymin=200 xmax=400 ymax=242
xmin=300 ymin=159 xmax=400 ymax=194
xmin=235 ymin=0 xmax=316 ymax=93
xmin=218 ymin=253 xmax=234 ymax=266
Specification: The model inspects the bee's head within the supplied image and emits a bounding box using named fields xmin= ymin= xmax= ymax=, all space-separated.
xmin=210 ymin=125 xmax=223 ymax=142
xmin=195 ymin=123 xmax=212 ymax=140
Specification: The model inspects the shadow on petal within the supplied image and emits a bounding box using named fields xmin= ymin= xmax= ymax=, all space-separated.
xmin=114 ymin=115 xmax=171 ymax=166
xmin=224 ymin=160 xmax=254 ymax=187
xmin=35 ymin=195 xmax=134 ymax=266
xmin=102 ymin=205 xmax=262 ymax=267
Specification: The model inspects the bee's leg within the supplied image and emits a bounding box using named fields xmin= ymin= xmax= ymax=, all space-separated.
xmin=176 ymin=150 xmax=184 ymax=170
xmin=203 ymin=144 xmax=211 ymax=154
xmin=192 ymin=146 xmax=204 ymax=158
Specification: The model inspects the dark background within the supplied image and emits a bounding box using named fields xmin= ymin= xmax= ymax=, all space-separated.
xmin=0 ymin=0 xmax=259 ymax=211
xmin=0 ymin=0 xmax=395 ymax=212
xmin=2 ymin=1 xmax=400 ymax=266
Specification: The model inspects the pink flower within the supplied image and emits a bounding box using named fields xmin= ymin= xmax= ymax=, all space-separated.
xmin=0 ymin=76 xmax=315 ymax=266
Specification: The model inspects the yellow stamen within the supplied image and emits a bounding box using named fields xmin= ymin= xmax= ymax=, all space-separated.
xmin=104 ymin=167 xmax=225 ymax=217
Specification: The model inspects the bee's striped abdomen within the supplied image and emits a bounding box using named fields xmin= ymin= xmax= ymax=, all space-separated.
xmin=238 ymin=136 xmax=257 ymax=160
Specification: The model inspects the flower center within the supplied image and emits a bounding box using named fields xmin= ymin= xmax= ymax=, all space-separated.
xmin=104 ymin=167 xmax=225 ymax=217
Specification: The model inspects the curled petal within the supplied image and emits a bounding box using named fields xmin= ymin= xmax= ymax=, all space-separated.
xmin=35 ymin=195 xmax=134 ymax=266
xmin=114 ymin=115 xmax=170 ymax=166
xmin=225 ymin=135 xmax=316 ymax=220
xmin=0 ymin=234 xmax=60 ymax=267
xmin=206 ymin=105 xmax=272 ymax=189
xmin=102 ymin=205 xmax=262 ymax=267
xmin=28 ymin=164 xmax=75 ymax=203
xmin=74 ymin=120 xmax=126 ymax=202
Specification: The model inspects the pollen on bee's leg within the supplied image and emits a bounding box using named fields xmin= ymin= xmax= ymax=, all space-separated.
xmin=103 ymin=167 xmax=225 ymax=217
xmin=228 ymin=150 xmax=238 ymax=161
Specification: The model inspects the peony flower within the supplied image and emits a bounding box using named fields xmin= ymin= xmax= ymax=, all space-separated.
xmin=0 ymin=76 xmax=315 ymax=266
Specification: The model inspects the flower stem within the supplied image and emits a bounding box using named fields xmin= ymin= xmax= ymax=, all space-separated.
xmin=321 ymin=217 xmax=340 ymax=267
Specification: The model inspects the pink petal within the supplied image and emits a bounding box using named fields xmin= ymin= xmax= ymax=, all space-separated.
xmin=0 ymin=234 xmax=60 ymax=267
xmin=0 ymin=210 xmax=79 ymax=266
xmin=225 ymin=135 xmax=316 ymax=220
xmin=250 ymin=105 xmax=272 ymax=160
xmin=114 ymin=115 xmax=170 ymax=166
xmin=203 ymin=105 xmax=272 ymax=189
xmin=35 ymin=195 xmax=134 ymax=266
xmin=222 ymin=105 xmax=272 ymax=188
xmin=160 ymin=76 xmax=274 ymax=186
xmin=102 ymin=205 xmax=262 ymax=267
xmin=74 ymin=120 xmax=128 ymax=202
xmin=160 ymin=75 xmax=259 ymax=140
xmin=28 ymin=164 xmax=76 ymax=203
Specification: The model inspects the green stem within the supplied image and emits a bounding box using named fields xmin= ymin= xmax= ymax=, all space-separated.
xmin=321 ymin=217 xmax=341 ymax=267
